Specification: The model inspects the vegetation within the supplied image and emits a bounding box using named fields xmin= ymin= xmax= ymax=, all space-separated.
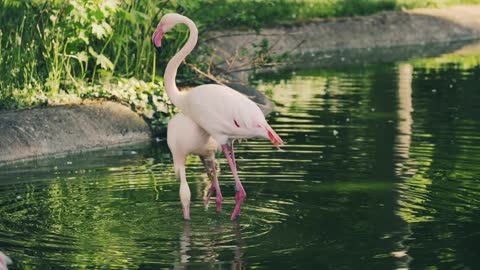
xmin=0 ymin=0 xmax=174 ymax=125
xmin=1 ymin=0 xmax=480 ymax=123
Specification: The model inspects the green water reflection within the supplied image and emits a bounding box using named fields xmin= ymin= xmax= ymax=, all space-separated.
xmin=1 ymin=44 xmax=480 ymax=269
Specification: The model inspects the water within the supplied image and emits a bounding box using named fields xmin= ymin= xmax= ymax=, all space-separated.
xmin=1 ymin=45 xmax=480 ymax=269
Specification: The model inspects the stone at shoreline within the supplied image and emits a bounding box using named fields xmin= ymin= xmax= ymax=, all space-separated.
xmin=0 ymin=101 xmax=151 ymax=164
xmin=207 ymin=5 xmax=480 ymax=77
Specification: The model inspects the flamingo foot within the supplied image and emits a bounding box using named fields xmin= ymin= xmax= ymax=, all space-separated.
xmin=205 ymin=184 xmax=223 ymax=212
xmin=216 ymin=191 xmax=223 ymax=212
xmin=204 ymin=185 xmax=216 ymax=208
xmin=230 ymin=188 xmax=246 ymax=221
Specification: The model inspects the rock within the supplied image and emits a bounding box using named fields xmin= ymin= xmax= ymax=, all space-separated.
xmin=0 ymin=101 xmax=151 ymax=164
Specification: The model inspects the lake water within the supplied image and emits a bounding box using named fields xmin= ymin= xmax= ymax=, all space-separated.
xmin=1 ymin=43 xmax=480 ymax=269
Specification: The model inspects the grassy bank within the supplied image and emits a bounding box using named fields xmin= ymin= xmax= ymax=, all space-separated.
xmin=1 ymin=0 xmax=480 ymax=121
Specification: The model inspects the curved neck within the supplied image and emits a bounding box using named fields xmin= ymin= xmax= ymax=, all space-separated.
xmin=177 ymin=166 xmax=187 ymax=184
xmin=173 ymin=156 xmax=187 ymax=182
xmin=164 ymin=17 xmax=198 ymax=108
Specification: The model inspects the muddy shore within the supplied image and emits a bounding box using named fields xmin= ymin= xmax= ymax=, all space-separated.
xmin=207 ymin=5 xmax=480 ymax=78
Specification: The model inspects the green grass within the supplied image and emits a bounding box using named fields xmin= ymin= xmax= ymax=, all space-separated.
xmin=1 ymin=0 xmax=480 ymax=116
xmin=0 ymin=0 xmax=173 ymax=120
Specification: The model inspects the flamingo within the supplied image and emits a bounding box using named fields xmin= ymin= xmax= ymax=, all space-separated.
xmin=0 ymin=251 xmax=12 ymax=270
xmin=167 ymin=113 xmax=222 ymax=220
xmin=153 ymin=13 xmax=283 ymax=220
xmin=168 ymin=97 xmax=269 ymax=220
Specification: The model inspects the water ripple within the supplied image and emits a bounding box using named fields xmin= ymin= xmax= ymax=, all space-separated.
xmin=1 ymin=55 xmax=480 ymax=269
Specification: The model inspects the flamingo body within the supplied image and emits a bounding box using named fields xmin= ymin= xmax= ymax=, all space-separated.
xmin=167 ymin=113 xmax=222 ymax=219
xmin=182 ymin=84 xmax=278 ymax=145
xmin=168 ymin=113 xmax=218 ymax=162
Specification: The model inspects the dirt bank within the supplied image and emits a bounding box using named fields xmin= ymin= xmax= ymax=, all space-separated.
xmin=0 ymin=101 xmax=151 ymax=164
xmin=207 ymin=5 xmax=480 ymax=75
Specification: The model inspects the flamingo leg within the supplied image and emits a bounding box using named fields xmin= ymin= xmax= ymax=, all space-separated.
xmin=222 ymin=143 xmax=246 ymax=220
xmin=201 ymin=157 xmax=216 ymax=207
xmin=210 ymin=159 xmax=223 ymax=212
xmin=200 ymin=156 xmax=209 ymax=175
xmin=229 ymin=141 xmax=237 ymax=168
xmin=202 ymin=158 xmax=223 ymax=212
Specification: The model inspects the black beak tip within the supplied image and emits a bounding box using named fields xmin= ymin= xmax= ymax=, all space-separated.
xmin=152 ymin=39 xmax=163 ymax=54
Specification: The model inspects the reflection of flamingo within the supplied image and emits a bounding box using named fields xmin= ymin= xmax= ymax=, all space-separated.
xmin=153 ymin=13 xmax=283 ymax=220
xmin=174 ymin=220 xmax=245 ymax=268
xmin=0 ymin=251 xmax=12 ymax=270
xmin=167 ymin=113 xmax=222 ymax=220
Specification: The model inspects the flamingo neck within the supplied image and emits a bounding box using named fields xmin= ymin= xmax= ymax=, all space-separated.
xmin=178 ymin=166 xmax=190 ymax=200
xmin=176 ymin=166 xmax=187 ymax=183
xmin=174 ymin=158 xmax=187 ymax=182
xmin=164 ymin=17 xmax=198 ymax=109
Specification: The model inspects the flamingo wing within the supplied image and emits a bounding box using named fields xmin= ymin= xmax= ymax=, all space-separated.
xmin=183 ymin=84 xmax=273 ymax=144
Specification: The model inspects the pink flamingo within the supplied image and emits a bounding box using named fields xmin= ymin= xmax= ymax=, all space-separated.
xmin=0 ymin=251 xmax=12 ymax=270
xmin=153 ymin=13 xmax=283 ymax=220
xmin=167 ymin=113 xmax=222 ymax=220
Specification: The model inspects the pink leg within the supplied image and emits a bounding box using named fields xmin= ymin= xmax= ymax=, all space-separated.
xmin=204 ymin=159 xmax=223 ymax=212
xmin=200 ymin=156 xmax=209 ymax=175
xmin=229 ymin=141 xmax=237 ymax=167
xmin=202 ymin=157 xmax=215 ymax=206
xmin=203 ymin=159 xmax=223 ymax=212
xmin=211 ymin=160 xmax=223 ymax=212
xmin=201 ymin=157 xmax=214 ymax=204
xmin=222 ymin=143 xmax=246 ymax=220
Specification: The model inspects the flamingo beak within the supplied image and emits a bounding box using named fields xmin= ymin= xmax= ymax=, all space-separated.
xmin=152 ymin=28 xmax=164 ymax=53
xmin=182 ymin=204 xmax=190 ymax=220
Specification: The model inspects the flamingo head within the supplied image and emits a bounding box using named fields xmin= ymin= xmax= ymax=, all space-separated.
xmin=179 ymin=181 xmax=191 ymax=220
xmin=152 ymin=13 xmax=183 ymax=51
